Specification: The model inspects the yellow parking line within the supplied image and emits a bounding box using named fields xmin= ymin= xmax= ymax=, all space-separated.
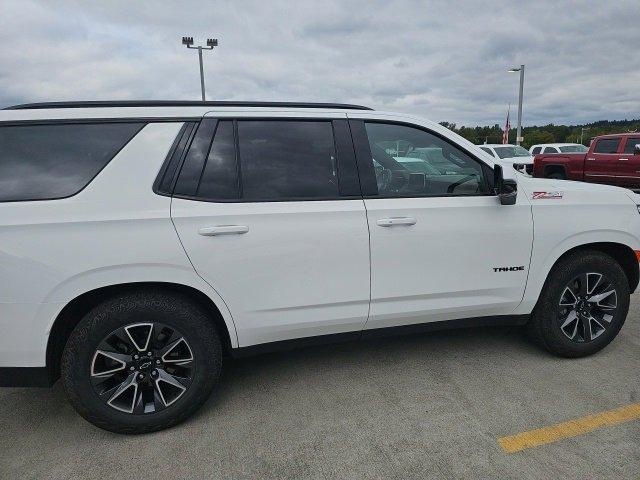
xmin=498 ymin=402 xmax=640 ymax=453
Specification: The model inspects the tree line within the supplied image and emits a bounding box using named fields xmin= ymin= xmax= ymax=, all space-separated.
xmin=439 ymin=119 xmax=640 ymax=149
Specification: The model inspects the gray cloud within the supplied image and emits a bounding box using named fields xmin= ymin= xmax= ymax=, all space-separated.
xmin=0 ymin=0 xmax=638 ymax=126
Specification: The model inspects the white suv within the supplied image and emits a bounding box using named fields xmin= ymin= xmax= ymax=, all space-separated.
xmin=1 ymin=101 xmax=639 ymax=433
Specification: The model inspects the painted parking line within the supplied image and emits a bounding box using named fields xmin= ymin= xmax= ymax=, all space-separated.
xmin=498 ymin=402 xmax=640 ymax=453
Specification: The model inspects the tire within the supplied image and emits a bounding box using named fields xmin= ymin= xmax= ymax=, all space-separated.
xmin=61 ymin=290 xmax=222 ymax=434
xmin=527 ymin=250 xmax=629 ymax=358
xmin=547 ymin=171 xmax=566 ymax=180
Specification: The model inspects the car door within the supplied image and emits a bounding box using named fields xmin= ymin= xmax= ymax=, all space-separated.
xmin=616 ymin=136 xmax=640 ymax=189
xmin=585 ymin=137 xmax=622 ymax=185
xmin=349 ymin=117 xmax=533 ymax=330
xmin=170 ymin=113 xmax=370 ymax=347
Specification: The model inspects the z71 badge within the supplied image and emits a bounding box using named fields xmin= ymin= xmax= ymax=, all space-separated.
xmin=532 ymin=191 xmax=563 ymax=200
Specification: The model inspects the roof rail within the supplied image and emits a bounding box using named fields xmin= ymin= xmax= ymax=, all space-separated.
xmin=4 ymin=100 xmax=373 ymax=111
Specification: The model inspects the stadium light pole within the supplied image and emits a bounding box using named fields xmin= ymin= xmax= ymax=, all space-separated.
xmin=508 ymin=65 xmax=525 ymax=146
xmin=182 ymin=36 xmax=218 ymax=101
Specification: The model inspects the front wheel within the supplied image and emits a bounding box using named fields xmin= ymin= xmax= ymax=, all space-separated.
xmin=527 ymin=250 xmax=630 ymax=357
xmin=61 ymin=290 xmax=222 ymax=434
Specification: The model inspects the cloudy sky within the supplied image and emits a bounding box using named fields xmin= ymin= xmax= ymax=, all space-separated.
xmin=1 ymin=0 xmax=638 ymax=126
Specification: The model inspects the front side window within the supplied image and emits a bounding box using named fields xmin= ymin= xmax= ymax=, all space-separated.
xmin=623 ymin=138 xmax=640 ymax=154
xmin=594 ymin=138 xmax=620 ymax=154
xmin=363 ymin=122 xmax=488 ymax=197
xmin=0 ymin=122 xmax=143 ymax=202
xmin=238 ymin=120 xmax=338 ymax=200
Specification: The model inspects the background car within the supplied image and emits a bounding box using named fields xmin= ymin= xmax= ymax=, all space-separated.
xmin=479 ymin=143 xmax=534 ymax=175
xmin=530 ymin=143 xmax=589 ymax=155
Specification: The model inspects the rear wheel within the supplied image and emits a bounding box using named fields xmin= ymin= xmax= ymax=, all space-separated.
xmin=527 ymin=250 xmax=629 ymax=357
xmin=61 ymin=290 xmax=222 ymax=433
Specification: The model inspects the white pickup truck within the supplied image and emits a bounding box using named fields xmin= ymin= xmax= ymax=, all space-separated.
xmin=1 ymin=100 xmax=638 ymax=433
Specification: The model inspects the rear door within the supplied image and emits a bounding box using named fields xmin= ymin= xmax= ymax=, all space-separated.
xmin=585 ymin=137 xmax=622 ymax=185
xmin=616 ymin=136 xmax=640 ymax=189
xmin=170 ymin=112 xmax=370 ymax=347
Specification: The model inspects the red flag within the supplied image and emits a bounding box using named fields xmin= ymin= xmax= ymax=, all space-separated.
xmin=502 ymin=105 xmax=511 ymax=144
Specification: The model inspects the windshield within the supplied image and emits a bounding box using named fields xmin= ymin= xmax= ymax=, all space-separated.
xmin=558 ymin=145 xmax=588 ymax=153
xmin=493 ymin=145 xmax=531 ymax=159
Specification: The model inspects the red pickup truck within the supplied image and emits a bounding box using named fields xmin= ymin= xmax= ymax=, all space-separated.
xmin=533 ymin=133 xmax=640 ymax=189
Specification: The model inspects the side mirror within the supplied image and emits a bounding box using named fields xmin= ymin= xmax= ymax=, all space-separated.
xmin=634 ymin=144 xmax=640 ymax=156
xmin=494 ymin=164 xmax=517 ymax=205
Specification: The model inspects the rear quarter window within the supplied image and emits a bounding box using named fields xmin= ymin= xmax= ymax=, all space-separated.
xmin=0 ymin=122 xmax=144 ymax=202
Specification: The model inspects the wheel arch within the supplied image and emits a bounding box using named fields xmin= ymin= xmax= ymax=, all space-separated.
xmin=551 ymin=242 xmax=639 ymax=293
xmin=45 ymin=282 xmax=236 ymax=384
xmin=543 ymin=164 xmax=567 ymax=178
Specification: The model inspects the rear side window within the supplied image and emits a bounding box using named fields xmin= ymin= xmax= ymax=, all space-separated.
xmin=531 ymin=147 xmax=541 ymax=154
xmin=196 ymin=121 xmax=239 ymax=199
xmin=237 ymin=120 xmax=338 ymax=200
xmin=0 ymin=123 xmax=143 ymax=202
xmin=543 ymin=146 xmax=558 ymax=153
xmin=593 ymin=138 xmax=620 ymax=154
xmin=480 ymin=147 xmax=495 ymax=157
xmin=624 ymin=137 xmax=640 ymax=154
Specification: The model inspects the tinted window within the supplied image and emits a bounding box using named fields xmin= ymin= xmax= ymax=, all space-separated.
xmin=543 ymin=147 xmax=558 ymax=153
xmin=594 ymin=138 xmax=620 ymax=154
xmin=174 ymin=118 xmax=217 ymax=196
xmin=238 ymin=121 xmax=338 ymax=200
xmin=196 ymin=121 xmax=239 ymax=199
xmin=0 ymin=123 xmax=143 ymax=202
xmin=624 ymin=138 xmax=640 ymax=154
xmin=364 ymin=122 xmax=488 ymax=197
xmin=480 ymin=147 xmax=495 ymax=157
xmin=558 ymin=145 xmax=588 ymax=153
xmin=531 ymin=147 xmax=542 ymax=154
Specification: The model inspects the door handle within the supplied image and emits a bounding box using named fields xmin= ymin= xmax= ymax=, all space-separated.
xmin=198 ymin=225 xmax=249 ymax=236
xmin=376 ymin=217 xmax=417 ymax=227
xmin=586 ymin=157 xmax=596 ymax=161
xmin=619 ymin=158 xmax=629 ymax=161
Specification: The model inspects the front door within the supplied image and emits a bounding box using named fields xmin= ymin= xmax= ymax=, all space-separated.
xmin=585 ymin=137 xmax=622 ymax=186
xmin=171 ymin=115 xmax=370 ymax=347
xmin=349 ymin=118 xmax=533 ymax=330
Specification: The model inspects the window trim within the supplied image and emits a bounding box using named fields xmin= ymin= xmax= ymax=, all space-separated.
xmin=349 ymin=119 xmax=495 ymax=199
xmin=171 ymin=117 xmax=363 ymax=204
xmin=0 ymin=121 xmax=146 ymax=203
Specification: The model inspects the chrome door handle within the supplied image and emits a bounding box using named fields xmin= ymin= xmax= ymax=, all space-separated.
xmin=586 ymin=158 xmax=596 ymax=161
xmin=619 ymin=158 xmax=629 ymax=161
xmin=377 ymin=217 xmax=417 ymax=227
xmin=198 ymin=225 xmax=249 ymax=236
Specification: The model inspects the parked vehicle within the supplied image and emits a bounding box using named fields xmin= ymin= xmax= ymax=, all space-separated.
xmin=529 ymin=143 xmax=588 ymax=155
xmin=1 ymin=101 xmax=639 ymax=433
xmin=479 ymin=144 xmax=533 ymax=175
xmin=533 ymin=133 xmax=640 ymax=188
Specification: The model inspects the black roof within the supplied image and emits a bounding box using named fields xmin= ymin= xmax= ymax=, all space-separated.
xmin=4 ymin=100 xmax=373 ymax=111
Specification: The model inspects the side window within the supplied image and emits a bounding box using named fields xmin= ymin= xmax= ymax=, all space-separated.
xmin=480 ymin=147 xmax=495 ymax=157
xmin=237 ymin=120 xmax=339 ymax=200
xmin=0 ymin=122 xmax=144 ymax=202
xmin=594 ymin=138 xmax=620 ymax=154
xmin=363 ymin=122 xmax=488 ymax=197
xmin=531 ymin=147 xmax=541 ymax=155
xmin=543 ymin=147 xmax=558 ymax=153
xmin=624 ymin=137 xmax=640 ymax=154
xmin=196 ymin=121 xmax=239 ymax=199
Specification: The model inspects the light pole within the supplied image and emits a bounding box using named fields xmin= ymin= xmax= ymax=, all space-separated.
xmin=182 ymin=36 xmax=218 ymax=101
xmin=508 ymin=64 xmax=525 ymax=146
xmin=580 ymin=127 xmax=589 ymax=145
